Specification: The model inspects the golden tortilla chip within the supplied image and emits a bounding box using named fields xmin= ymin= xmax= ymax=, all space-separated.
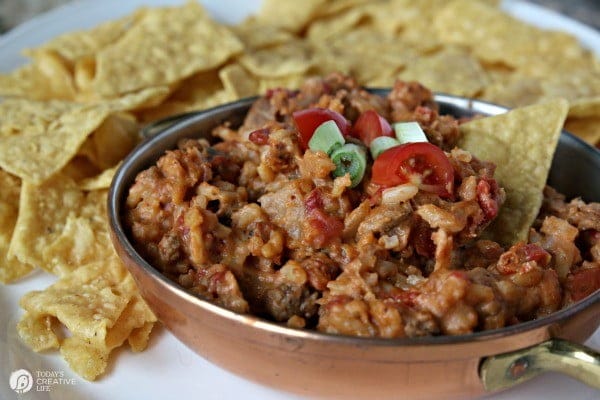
xmin=128 ymin=321 xmax=156 ymax=352
xmin=77 ymin=113 xmax=140 ymax=170
xmin=16 ymin=313 xmax=60 ymax=351
xmin=0 ymin=100 xmax=109 ymax=184
xmin=18 ymin=257 xmax=156 ymax=380
xmin=239 ymin=40 xmax=314 ymax=78
xmin=568 ymin=96 xmax=600 ymax=118
xmin=0 ymin=88 xmax=166 ymax=184
xmin=60 ymin=156 xmax=102 ymax=183
xmin=136 ymin=70 xmax=234 ymax=122
xmin=306 ymin=5 xmax=374 ymax=41
xmin=73 ymin=56 xmax=96 ymax=94
xmin=399 ymin=47 xmax=489 ymax=97
xmin=9 ymin=177 xmax=113 ymax=276
xmin=433 ymin=0 xmax=585 ymax=68
xmin=232 ymin=17 xmax=294 ymax=49
xmin=0 ymin=170 xmax=33 ymax=283
xmin=459 ymin=99 xmax=569 ymax=245
xmin=93 ymin=2 xmax=243 ymax=98
xmin=256 ymin=0 xmax=327 ymax=33
xmin=24 ymin=11 xmax=144 ymax=66
xmin=565 ymin=117 xmax=600 ymax=145
xmin=310 ymin=29 xmax=414 ymax=83
xmin=60 ymin=337 xmax=110 ymax=381
xmin=78 ymin=164 xmax=120 ymax=191
xmin=539 ymin=70 xmax=600 ymax=103
xmin=219 ymin=63 xmax=258 ymax=99
xmin=0 ymin=50 xmax=76 ymax=101
xmin=481 ymin=76 xmax=544 ymax=108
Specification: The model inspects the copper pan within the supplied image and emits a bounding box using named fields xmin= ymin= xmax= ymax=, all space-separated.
xmin=108 ymin=92 xmax=600 ymax=399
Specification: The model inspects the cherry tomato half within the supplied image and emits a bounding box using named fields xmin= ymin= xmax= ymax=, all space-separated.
xmin=352 ymin=110 xmax=393 ymax=145
xmin=292 ymin=108 xmax=350 ymax=150
xmin=371 ymin=142 xmax=454 ymax=198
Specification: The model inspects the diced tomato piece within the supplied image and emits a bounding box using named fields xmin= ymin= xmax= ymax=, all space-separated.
xmin=307 ymin=208 xmax=343 ymax=248
xmin=292 ymin=108 xmax=351 ymax=150
xmin=371 ymin=142 xmax=454 ymax=198
xmin=304 ymin=189 xmax=343 ymax=247
xmin=351 ymin=110 xmax=394 ymax=145
xmin=305 ymin=188 xmax=324 ymax=211
xmin=477 ymin=178 xmax=500 ymax=219
xmin=566 ymin=267 xmax=600 ymax=302
xmin=523 ymin=243 xmax=551 ymax=266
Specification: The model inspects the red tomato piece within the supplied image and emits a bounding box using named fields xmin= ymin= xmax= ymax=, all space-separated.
xmin=351 ymin=110 xmax=393 ymax=145
xmin=307 ymin=208 xmax=343 ymax=248
xmin=371 ymin=142 xmax=454 ymax=197
xmin=292 ymin=108 xmax=350 ymax=150
xmin=476 ymin=178 xmax=500 ymax=220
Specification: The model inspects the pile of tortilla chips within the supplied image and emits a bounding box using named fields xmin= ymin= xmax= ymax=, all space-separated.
xmin=0 ymin=0 xmax=599 ymax=381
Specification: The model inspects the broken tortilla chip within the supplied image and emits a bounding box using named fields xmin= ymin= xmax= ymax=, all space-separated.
xmin=9 ymin=176 xmax=113 ymax=276
xmin=18 ymin=257 xmax=156 ymax=380
xmin=0 ymin=170 xmax=33 ymax=283
xmin=459 ymin=99 xmax=569 ymax=245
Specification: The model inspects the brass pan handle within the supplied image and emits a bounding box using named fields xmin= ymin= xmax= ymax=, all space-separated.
xmin=480 ymin=339 xmax=600 ymax=392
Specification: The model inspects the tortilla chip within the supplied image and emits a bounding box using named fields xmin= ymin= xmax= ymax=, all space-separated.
xmin=18 ymin=257 xmax=156 ymax=380
xmin=310 ymin=29 xmax=414 ymax=82
xmin=433 ymin=0 xmax=585 ymax=68
xmin=16 ymin=313 xmax=60 ymax=351
xmin=0 ymin=50 xmax=77 ymax=101
xmin=568 ymin=96 xmax=600 ymax=118
xmin=239 ymin=40 xmax=314 ymax=78
xmin=60 ymin=156 xmax=102 ymax=182
xmin=306 ymin=5 xmax=374 ymax=41
xmin=77 ymin=113 xmax=140 ymax=171
xmin=399 ymin=47 xmax=489 ymax=97
xmin=24 ymin=11 xmax=144 ymax=66
xmin=78 ymin=164 xmax=120 ymax=191
xmin=565 ymin=117 xmax=600 ymax=145
xmin=458 ymin=99 xmax=569 ymax=245
xmin=232 ymin=17 xmax=294 ymax=49
xmin=481 ymin=76 xmax=544 ymax=108
xmin=0 ymin=100 xmax=109 ymax=183
xmin=0 ymin=170 xmax=33 ymax=283
xmin=92 ymin=2 xmax=243 ymax=98
xmin=219 ymin=63 xmax=258 ymax=99
xmin=8 ymin=177 xmax=113 ymax=276
xmin=128 ymin=322 xmax=155 ymax=352
xmin=256 ymin=0 xmax=327 ymax=33
xmin=60 ymin=337 xmax=110 ymax=381
xmin=0 ymin=87 xmax=166 ymax=184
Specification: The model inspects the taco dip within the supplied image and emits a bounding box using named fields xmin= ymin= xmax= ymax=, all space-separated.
xmin=122 ymin=74 xmax=600 ymax=338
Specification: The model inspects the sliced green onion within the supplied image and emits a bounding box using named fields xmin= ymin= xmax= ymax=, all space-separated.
xmin=308 ymin=120 xmax=346 ymax=155
xmin=330 ymin=143 xmax=367 ymax=188
xmin=394 ymin=121 xmax=428 ymax=144
xmin=369 ymin=136 xmax=400 ymax=159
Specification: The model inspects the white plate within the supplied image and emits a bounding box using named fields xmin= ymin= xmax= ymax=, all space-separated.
xmin=1 ymin=1 xmax=599 ymax=399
